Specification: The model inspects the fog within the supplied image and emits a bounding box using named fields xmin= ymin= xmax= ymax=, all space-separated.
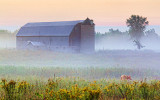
xmin=0 ymin=36 xmax=16 ymax=48
xmin=1 ymin=34 xmax=160 ymax=52
xmin=96 ymin=25 xmax=160 ymax=36
xmin=142 ymin=37 xmax=160 ymax=52
xmin=95 ymin=34 xmax=160 ymax=52
xmin=0 ymin=28 xmax=160 ymax=71
xmin=95 ymin=35 xmax=135 ymax=50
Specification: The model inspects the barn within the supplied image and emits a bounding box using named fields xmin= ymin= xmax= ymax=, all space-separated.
xmin=16 ymin=18 xmax=95 ymax=53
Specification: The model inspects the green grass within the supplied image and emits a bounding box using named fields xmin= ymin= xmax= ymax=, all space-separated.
xmin=0 ymin=49 xmax=159 ymax=80
xmin=0 ymin=49 xmax=160 ymax=99
xmin=0 ymin=66 xmax=159 ymax=80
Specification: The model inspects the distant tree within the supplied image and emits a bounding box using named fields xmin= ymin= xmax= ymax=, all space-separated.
xmin=126 ymin=15 xmax=149 ymax=41
xmin=133 ymin=40 xmax=145 ymax=50
xmin=126 ymin=15 xmax=149 ymax=49
xmin=108 ymin=29 xmax=122 ymax=35
xmin=95 ymin=29 xmax=128 ymax=39
xmin=95 ymin=32 xmax=102 ymax=38
xmin=145 ymin=29 xmax=159 ymax=38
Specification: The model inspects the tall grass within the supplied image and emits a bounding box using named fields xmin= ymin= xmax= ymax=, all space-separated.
xmin=0 ymin=66 xmax=160 ymax=80
xmin=0 ymin=78 xmax=160 ymax=100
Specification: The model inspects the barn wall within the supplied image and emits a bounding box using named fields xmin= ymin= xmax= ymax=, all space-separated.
xmin=69 ymin=24 xmax=81 ymax=51
xmin=16 ymin=37 xmax=26 ymax=49
xmin=16 ymin=36 xmax=69 ymax=50
xmin=80 ymin=25 xmax=95 ymax=53
xmin=49 ymin=37 xmax=69 ymax=46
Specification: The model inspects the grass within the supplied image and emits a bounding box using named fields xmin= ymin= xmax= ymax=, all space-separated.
xmin=0 ymin=49 xmax=160 ymax=99
xmin=0 ymin=49 xmax=160 ymax=68
xmin=0 ymin=49 xmax=160 ymax=80
xmin=0 ymin=77 xmax=160 ymax=100
xmin=0 ymin=66 xmax=160 ymax=80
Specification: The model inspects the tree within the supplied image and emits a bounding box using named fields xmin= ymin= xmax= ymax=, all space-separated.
xmin=133 ymin=40 xmax=145 ymax=50
xmin=145 ymin=29 xmax=159 ymax=38
xmin=126 ymin=15 xmax=149 ymax=41
xmin=126 ymin=15 xmax=149 ymax=49
xmin=108 ymin=29 xmax=122 ymax=35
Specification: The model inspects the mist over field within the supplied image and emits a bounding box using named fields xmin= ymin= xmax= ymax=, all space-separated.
xmin=0 ymin=36 xmax=15 ymax=48
xmin=0 ymin=27 xmax=160 ymax=70
xmin=0 ymin=25 xmax=160 ymax=50
xmin=95 ymin=33 xmax=160 ymax=52
xmin=0 ymin=20 xmax=160 ymax=100
xmin=0 ymin=30 xmax=16 ymax=48
xmin=0 ymin=25 xmax=160 ymax=80
xmin=1 ymin=0 xmax=160 ymax=99
xmin=96 ymin=25 xmax=160 ymax=35
xmin=95 ymin=27 xmax=160 ymax=52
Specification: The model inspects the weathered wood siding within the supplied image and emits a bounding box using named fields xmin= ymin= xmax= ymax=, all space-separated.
xmin=80 ymin=24 xmax=95 ymax=53
xmin=69 ymin=24 xmax=81 ymax=52
xmin=16 ymin=36 xmax=69 ymax=49
xmin=16 ymin=19 xmax=95 ymax=53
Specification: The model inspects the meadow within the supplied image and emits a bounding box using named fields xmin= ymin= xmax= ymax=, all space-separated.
xmin=0 ymin=49 xmax=160 ymax=99
xmin=1 ymin=77 xmax=160 ymax=100
xmin=0 ymin=49 xmax=160 ymax=68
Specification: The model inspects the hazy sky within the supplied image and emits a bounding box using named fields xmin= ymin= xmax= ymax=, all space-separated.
xmin=0 ymin=0 xmax=160 ymax=26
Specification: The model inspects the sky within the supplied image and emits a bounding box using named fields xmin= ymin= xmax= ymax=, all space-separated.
xmin=0 ymin=0 xmax=160 ymax=26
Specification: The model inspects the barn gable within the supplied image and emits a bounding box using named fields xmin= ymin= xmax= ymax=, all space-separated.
xmin=17 ymin=20 xmax=83 ymax=37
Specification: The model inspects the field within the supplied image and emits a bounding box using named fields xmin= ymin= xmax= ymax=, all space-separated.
xmin=1 ymin=77 xmax=160 ymax=99
xmin=0 ymin=49 xmax=160 ymax=99
xmin=0 ymin=49 xmax=160 ymax=68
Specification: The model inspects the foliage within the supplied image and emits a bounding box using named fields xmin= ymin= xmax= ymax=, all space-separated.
xmin=0 ymin=30 xmax=15 ymax=36
xmin=0 ymin=66 xmax=160 ymax=80
xmin=95 ymin=29 xmax=128 ymax=38
xmin=126 ymin=15 xmax=149 ymax=41
xmin=0 ymin=78 xmax=160 ymax=99
xmin=145 ymin=29 xmax=159 ymax=38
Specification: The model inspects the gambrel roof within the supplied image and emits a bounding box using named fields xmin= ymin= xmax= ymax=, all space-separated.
xmin=16 ymin=20 xmax=84 ymax=37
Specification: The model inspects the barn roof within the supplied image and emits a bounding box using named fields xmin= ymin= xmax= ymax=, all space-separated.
xmin=17 ymin=20 xmax=84 ymax=37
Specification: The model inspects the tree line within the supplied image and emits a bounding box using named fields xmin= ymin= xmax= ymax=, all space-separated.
xmin=96 ymin=15 xmax=160 ymax=49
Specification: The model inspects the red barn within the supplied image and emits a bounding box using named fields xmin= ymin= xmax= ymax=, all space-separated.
xmin=16 ymin=18 xmax=95 ymax=53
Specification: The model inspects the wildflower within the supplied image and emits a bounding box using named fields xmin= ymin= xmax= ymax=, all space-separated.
xmin=139 ymin=82 xmax=148 ymax=88
xmin=8 ymin=80 xmax=16 ymax=86
xmin=1 ymin=78 xmax=7 ymax=83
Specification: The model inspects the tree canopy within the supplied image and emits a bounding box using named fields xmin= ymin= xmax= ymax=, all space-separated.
xmin=126 ymin=15 xmax=149 ymax=41
xmin=126 ymin=15 xmax=149 ymax=49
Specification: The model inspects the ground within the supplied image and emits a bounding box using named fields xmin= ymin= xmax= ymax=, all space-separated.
xmin=0 ymin=49 xmax=160 ymax=80
xmin=0 ymin=49 xmax=160 ymax=99
xmin=0 ymin=49 xmax=160 ymax=68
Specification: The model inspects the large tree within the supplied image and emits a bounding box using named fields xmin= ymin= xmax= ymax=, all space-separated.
xmin=126 ymin=15 xmax=149 ymax=49
xmin=126 ymin=15 xmax=149 ymax=41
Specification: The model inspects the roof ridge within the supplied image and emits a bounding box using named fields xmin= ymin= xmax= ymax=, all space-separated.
xmin=23 ymin=20 xmax=84 ymax=27
xmin=23 ymin=25 xmax=75 ymax=28
xmin=26 ymin=20 xmax=84 ymax=24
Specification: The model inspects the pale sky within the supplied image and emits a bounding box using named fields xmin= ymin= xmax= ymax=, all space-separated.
xmin=0 ymin=0 xmax=160 ymax=26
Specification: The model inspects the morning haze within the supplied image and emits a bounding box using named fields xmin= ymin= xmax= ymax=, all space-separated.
xmin=0 ymin=0 xmax=160 ymax=99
